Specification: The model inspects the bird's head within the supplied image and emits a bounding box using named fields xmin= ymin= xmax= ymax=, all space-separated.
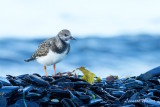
xmin=58 ymin=29 xmax=76 ymax=43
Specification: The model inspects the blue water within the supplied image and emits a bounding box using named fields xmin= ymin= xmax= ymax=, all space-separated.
xmin=0 ymin=35 xmax=160 ymax=77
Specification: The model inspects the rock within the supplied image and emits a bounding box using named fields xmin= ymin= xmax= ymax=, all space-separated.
xmin=103 ymin=90 xmax=117 ymax=100
xmin=0 ymin=76 xmax=11 ymax=86
xmin=26 ymin=92 xmax=41 ymax=99
xmin=68 ymin=90 xmax=83 ymax=106
xmin=148 ymin=77 xmax=160 ymax=85
xmin=125 ymin=80 xmax=143 ymax=89
xmin=49 ymin=98 xmax=60 ymax=105
xmin=50 ymin=89 xmax=70 ymax=98
xmin=29 ymin=75 xmax=49 ymax=86
xmin=17 ymin=74 xmax=30 ymax=80
xmin=38 ymin=97 xmax=49 ymax=103
xmin=51 ymin=98 xmax=59 ymax=103
xmin=0 ymin=82 xmax=3 ymax=88
xmin=93 ymin=82 xmax=105 ymax=87
xmin=158 ymin=79 xmax=160 ymax=84
xmin=78 ymin=95 xmax=90 ymax=103
xmin=105 ymin=88 xmax=120 ymax=93
xmin=129 ymin=92 xmax=139 ymax=100
xmin=143 ymin=98 xmax=160 ymax=106
xmin=58 ymin=82 xmax=74 ymax=89
xmin=137 ymin=66 xmax=160 ymax=81
xmin=41 ymin=76 xmax=55 ymax=83
xmin=0 ymin=97 xmax=7 ymax=107
xmin=74 ymin=81 xmax=90 ymax=88
xmin=106 ymin=75 xmax=117 ymax=82
xmin=111 ymin=91 xmax=125 ymax=97
xmin=119 ymin=90 xmax=135 ymax=102
xmin=8 ymin=78 xmax=26 ymax=86
xmin=51 ymin=77 xmax=71 ymax=85
xmin=8 ymin=99 xmax=39 ymax=107
xmin=23 ymin=86 xmax=33 ymax=94
xmin=88 ymin=99 xmax=103 ymax=106
xmin=121 ymin=104 xmax=135 ymax=107
xmin=33 ymin=73 xmax=41 ymax=77
xmin=0 ymin=86 xmax=19 ymax=98
xmin=61 ymin=98 xmax=76 ymax=107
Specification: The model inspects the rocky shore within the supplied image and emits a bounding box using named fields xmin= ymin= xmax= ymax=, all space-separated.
xmin=0 ymin=66 xmax=160 ymax=107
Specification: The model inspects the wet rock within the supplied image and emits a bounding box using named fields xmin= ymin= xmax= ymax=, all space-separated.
xmin=68 ymin=90 xmax=83 ymax=106
xmin=158 ymin=79 xmax=160 ymax=84
xmin=111 ymin=91 xmax=125 ymax=97
xmin=124 ymin=78 xmax=136 ymax=83
xmin=49 ymin=98 xmax=60 ymax=106
xmin=33 ymin=73 xmax=41 ymax=77
xmin=8 ymin=99 xmax=39 ymax=107
xmin=106 ymin=75 xmax=117 ymax=82
xmin=66 ymin=76 xmax=86 ymax=82
xmin=119 ymin=90 xmax=135 ymax=102
xmin=0 ymin=86 xmax=19 ymax=98
xmin=121 ymin=104 xmax=135 ymax=107
xmin=0 ymin=76 xmax=11 ymax=86
xmin=8 ymin=78 xmax=26 ymax=86
xmin=88 ymin=99 xmax=103 ymax=106
xmin=41 ymin=76 xmax=55 ymax=83
xmin=137 ymin=66 xmax=160 ymax=81
xmin=58 ymin=82 xmax=74 ymax=89
xmin=61 ymin=98 xmax=76 ymax=107
xmin=143 ymin=98 xmax=160 ymax=106
xmin=51 ymin=98 xmax=59 ymax=103
xmin=0 ymin=96 xmax=7 ymax=107
xmin=38 ymin=97 xmax=49 ymax=103
xmin=74 ymin=81 xmax=90 ymax=88
xmin=129 ymin=92 xmax=139 ymax=100
xmin=79 ymin=95 xmax=90 ymax=103
xmin=93 ymin=82 xmax=105 ymax=87
xmin=23 ymin=86 xmax=33 ymax=93
xmin=51 ymin=77 xmax=71 ymax=85
xmin=125 ymin=80 xmax=143 ymax=89
xmin=17 ymin=74 xmax=30 ymax=80
xmin=99 ymin=101 xmax=108 ymax=106
xmin=29 ymin=75 xmax=49 ymax=86
xmin=50 ymin=89 xmax=70 ymax=98
xmin=105 ymin=88 xmax=120 ymax=93
xmin=0 ymin=82 xmax=2 ymax=88
xmin=26 ymin=92 xmax=41 ymax=99
xmin=103 ymin=90 xmax=117 ymax=100
xmin=1 ymin=69 xmax=160 ymax=107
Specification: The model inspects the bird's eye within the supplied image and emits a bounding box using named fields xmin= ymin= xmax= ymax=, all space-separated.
xmin=64 ymin=34 xmax=68 ymax=37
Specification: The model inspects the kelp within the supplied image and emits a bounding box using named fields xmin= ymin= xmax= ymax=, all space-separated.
xmin=96 ymin=77 xmax=101 ymax=82
xmin=77 ymin=67 xmax=96 ymax=84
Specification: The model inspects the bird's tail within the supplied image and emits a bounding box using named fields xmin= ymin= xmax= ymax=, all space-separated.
xmin=24 ymin=57 xmax=35 ymax=62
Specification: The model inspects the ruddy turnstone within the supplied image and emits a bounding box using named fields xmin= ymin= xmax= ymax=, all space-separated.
xmin=24 ymin=29 xmax=76 ymax=76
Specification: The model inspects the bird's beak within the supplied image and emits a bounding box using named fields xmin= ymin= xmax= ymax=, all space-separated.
xmin=70 ymin=36 xmax=76 ymax=40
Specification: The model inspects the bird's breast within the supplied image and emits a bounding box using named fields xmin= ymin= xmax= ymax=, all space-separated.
xmin=36 ymin=49 xmax=68 ymax=66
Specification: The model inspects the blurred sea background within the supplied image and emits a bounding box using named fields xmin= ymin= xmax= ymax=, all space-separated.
xmin=0 ymin=0 xmax=160 ymax=77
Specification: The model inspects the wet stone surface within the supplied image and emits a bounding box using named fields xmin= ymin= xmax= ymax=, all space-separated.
xmin=0 ymin=66 xmax=160 ymax=107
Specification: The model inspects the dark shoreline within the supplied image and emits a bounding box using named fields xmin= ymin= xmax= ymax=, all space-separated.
xmin=0 ymin=66 xmax=160 ymax=107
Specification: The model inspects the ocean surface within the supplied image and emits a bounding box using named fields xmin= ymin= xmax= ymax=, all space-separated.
xmin=0 ymin=35 xmax=160 ymax=78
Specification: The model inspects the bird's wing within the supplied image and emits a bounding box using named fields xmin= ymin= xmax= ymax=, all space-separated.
xmin=32 ymin=40 xmax=51 ymax=58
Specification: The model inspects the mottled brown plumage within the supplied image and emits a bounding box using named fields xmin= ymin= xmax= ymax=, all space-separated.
xmin=24 ymin=29 xmax=75 ymax=77
xmin=32 ymin=37 xmax=70 ymax=59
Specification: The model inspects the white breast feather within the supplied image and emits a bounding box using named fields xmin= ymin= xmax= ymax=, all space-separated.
xmin=36 ymin=49 xmax=67 ymax=66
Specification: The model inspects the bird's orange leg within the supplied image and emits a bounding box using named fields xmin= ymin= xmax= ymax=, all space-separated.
xmin=54 ymin=64 xmax=56 ymax=76
xmin=44 ymin=66 xmax=48 ymax=77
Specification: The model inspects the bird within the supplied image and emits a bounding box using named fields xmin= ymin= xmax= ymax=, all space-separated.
xmin=24 ymin=29 xmax=76 ymax=77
